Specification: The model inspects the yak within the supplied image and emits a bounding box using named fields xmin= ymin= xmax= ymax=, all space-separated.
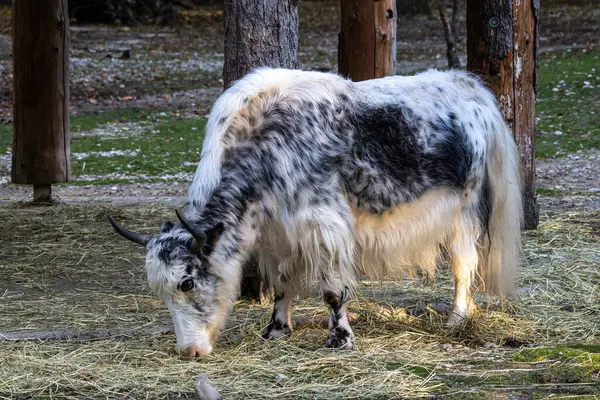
xmin=110 ymin=68 xmax=522 ymax=357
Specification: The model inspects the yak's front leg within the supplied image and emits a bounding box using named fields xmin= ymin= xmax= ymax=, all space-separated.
xmin=323 ymin=285 xmax=355 ymax=349
xmin=262 ymin=282 xmax=293 ymax=339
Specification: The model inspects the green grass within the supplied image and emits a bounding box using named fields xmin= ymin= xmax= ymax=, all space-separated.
xmin=1 ymin=109 xmax=207 ymax=185
xmin=536 ymin=187 xmax=570 ymax=197
xmin=69 ymin=113 xmax=206 ymax=183
xmin=0 ymin=124 xmax=10 ymax=150
xmin=0 ymin=109 xmax=152 ymax=148
xmin=70 ymin=109 xmax=153 ymax=132
xmin=536 ymin=47 xmax=600 ymax=158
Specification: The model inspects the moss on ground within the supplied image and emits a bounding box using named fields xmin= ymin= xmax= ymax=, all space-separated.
xmin=515 ymin=345 xmax=600 ymax=365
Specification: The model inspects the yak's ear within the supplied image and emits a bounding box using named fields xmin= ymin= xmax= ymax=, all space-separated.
xmin=160 ymin=221 xmax=175 ymax=233
xmin=205 ymin=222 xmax=225 ymax=250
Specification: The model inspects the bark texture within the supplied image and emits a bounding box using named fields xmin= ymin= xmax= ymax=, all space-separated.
xmin=339 ymin=0 xmax=396 ymax=81
xmin=467 ymin=0 xmax=539 ymax=229
xmin=12 ymin=0 xmax=71 ymax=187
xmin=223 ymin=0 xmax=299 ymax=89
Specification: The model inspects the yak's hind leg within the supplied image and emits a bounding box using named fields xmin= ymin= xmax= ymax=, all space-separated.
xmin=322 ymin=283 xmax=355 ymax=349
xmin=447 ymin=215 xmax=480 ymax=325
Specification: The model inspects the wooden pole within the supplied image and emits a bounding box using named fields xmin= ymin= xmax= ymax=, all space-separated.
xmin=339 ymin=0 xmax=396 ymax=81
xmin=466 ymin=0 xmax=540 ymax=230
xmin=12 ymin=0 xmax=71 ymax=202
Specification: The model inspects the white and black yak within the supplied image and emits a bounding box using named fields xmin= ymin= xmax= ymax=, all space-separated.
xmin=110 ymin=68 xmax=522 ymax=357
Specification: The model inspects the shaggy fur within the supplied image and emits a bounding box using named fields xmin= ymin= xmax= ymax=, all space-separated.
xmin=131 ymin=68 xmax=522 ymax=355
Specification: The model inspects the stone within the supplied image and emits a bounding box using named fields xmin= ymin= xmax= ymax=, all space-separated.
xmin=194 ymin=374 xmax=221 ymax=400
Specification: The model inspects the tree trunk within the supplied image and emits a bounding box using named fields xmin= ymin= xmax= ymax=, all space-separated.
xmin=223 ymin=0 xmax=299 ymax=89
xmin=339 ymin=0 xmax=396 ymax=81
xmin=437 ymin=0 xmax=461 ymax=68
xmin=467 ymin=0 xmax=539 ymax=230
xmin=223 ymin=0 xmax=299 ymax=299
xmin=12 ymin=0 xmax=71 ymax=198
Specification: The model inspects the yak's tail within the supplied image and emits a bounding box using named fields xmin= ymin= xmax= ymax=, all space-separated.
xmin=478 ymin=109 xmax=523 ymax=298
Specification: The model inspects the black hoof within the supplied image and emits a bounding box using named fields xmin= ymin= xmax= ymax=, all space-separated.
xmin=261 ymin=322 xmax=292 ymax=340
xmin=325 ymin=327 xmax=355 ymax=349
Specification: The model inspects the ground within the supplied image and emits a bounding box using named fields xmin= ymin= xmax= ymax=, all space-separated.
xmin=0 ymin=1 xmax=599 ymax=399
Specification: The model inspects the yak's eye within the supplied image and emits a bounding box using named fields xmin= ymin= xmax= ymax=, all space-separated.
xmin=180 ymin=279 xmax=195 ymax=292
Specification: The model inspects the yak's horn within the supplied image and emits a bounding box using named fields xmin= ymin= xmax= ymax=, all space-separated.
xmin=175 ymin=209 xmax=207 ymax=251
xmin=108 ymin=215 xmax=152 ymax=246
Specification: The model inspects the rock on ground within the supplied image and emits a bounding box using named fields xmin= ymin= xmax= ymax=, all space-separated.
xmin=195 ymin=374 xmax=221 ymax=400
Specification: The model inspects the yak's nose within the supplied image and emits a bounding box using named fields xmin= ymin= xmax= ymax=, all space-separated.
xmin=181 ymin=343 xmax=212 ymax=358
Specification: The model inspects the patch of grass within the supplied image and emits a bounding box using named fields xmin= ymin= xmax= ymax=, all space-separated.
xmin=70 ymin=109 xmax=153 ymax=132
xmin=515 ymin=346 xmax=600 ymax=366
xmin=536 ymin=47 xmax=600 ymax=158
xmin=0 ymin=108 xmax=153 ymax=151
xmin=69 ymin=114 xmax=206 ymax=182
xmin=0 ymin=124 xmax=10 ymax=149
xmin=536 ymin=187 xmax=570 ymax=197
xmin=0 ymin=110 xmax=207 ymax=185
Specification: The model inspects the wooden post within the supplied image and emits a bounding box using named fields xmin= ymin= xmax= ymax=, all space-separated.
xmin=12 ymin=0 xmax=71 ymax=202
xmin=467 ymin=0 xmax=540 ymax=229
xmin=223 ymin=0 xmax=299 ymax=299
xmin=223 ymin=0 xmax=298 ymax=89
xmin=339 ymin=0 xmax=396 ymax=81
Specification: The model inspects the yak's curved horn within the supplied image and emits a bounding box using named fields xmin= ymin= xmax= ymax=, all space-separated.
xmin=108 ymin=215 xmax=152 ymax=246
xmin=175 ymin=209 xmax=207 ymax=250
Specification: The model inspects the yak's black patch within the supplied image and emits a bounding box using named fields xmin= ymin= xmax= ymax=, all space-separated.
xmin=345 ymin=102 xmax=475 ymax=210
xmin=160 ymin=221 xmax=174 ymax=233
xmin=478 ymin=166 xmax=493 ymax=239
xmin=424 ymin=116 xmax=474 ymax=187
xmin=155 ymin=237 xmax=179 ymax=264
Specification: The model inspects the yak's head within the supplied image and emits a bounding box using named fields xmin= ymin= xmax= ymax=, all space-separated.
xmin=109 ymin=211 xmax=229 ymax=357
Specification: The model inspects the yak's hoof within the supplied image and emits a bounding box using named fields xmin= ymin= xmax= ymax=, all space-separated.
xmin=325 ymin=327 xmax=355 ymax=349
xmin=261 ymin=322 xmax=292 ymax=340
xmin=447 ymin=304 xmax=477 ymax=327
xmin=446 ymin=312 xmax=466 ymax=327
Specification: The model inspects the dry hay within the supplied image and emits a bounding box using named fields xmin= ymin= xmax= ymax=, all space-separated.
xmin=0 ymin=202 xmax=599 ymax=399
